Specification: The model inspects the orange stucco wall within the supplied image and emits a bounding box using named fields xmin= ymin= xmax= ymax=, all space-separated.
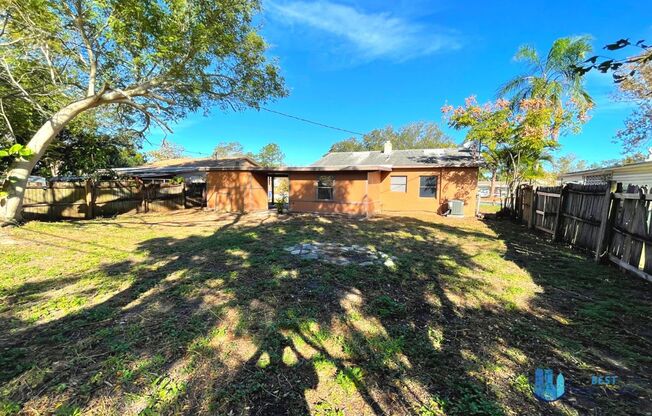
xmin=378 ymin=167 xmax=478 ymax=217
xmin=206 ymin=166 xmax=478 ymax=217
xmin=440 ymin=167 xmax=478 ymax=217
xmin=206 ymin=171 xmax=268 ymax=212
xmin=288 ymin=171 xmax=372 ymax=215
xmin=366 ymin=171 xmax=382 ymax=216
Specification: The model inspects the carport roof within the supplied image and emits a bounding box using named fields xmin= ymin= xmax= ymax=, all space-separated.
xmin=112 ymin=157 xmax=259 ymax=177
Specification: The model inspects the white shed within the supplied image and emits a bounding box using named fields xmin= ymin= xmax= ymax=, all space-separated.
xmin=560 ymin=160 xmax=652 ymax=189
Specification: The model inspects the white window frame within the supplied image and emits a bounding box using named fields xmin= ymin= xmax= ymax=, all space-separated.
xmin=316 ymin=175 xmax=335 ymax=201
xmin=390 ymin=175 xmax=407 ymax=193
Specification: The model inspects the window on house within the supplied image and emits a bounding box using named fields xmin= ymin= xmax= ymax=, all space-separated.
xmin=390 ymin=176 xmax=407 ymax=192
xmin=316 ymin=175 xmax=334 ymax=200
xmin=419 ymin=176 xmax=437 ymax=198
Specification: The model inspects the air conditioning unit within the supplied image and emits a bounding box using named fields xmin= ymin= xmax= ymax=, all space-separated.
xmin=448 ymin=199 xmax=464 ymax=217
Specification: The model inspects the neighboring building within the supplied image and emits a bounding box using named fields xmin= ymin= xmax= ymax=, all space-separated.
xmin=477 ymin=180 xmax=509 ymax=201
xmin=112 ymin=157 xmax=259 ymax=183
xmin=27 ymin=176 xmax=47 ymax=186
xmin=560 ymin=160 xmax=652 ymax=189
xmin=204 ymin=142 xmax=480 ymax=217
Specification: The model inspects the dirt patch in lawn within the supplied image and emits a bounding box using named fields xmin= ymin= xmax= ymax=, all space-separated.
xmin=1 ymin=210 xmax=650 ymax=415
xmin=285 ymin=242 xmax=397 ymax=267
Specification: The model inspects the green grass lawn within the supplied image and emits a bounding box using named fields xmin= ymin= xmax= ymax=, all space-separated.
xmin=1 ymin=210 xmax=651 ymax=415
xmin=479 ymin=203 xmax=501 ymax=214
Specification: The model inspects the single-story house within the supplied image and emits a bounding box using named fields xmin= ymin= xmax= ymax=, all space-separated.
xmin=560 ymin=159 xmax=652 ymax=189
xmin=205 ymin=142 xmax=480 ymax=217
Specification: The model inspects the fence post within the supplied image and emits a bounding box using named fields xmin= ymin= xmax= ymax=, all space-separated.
xmin=552 ymin=185 xmax=567 ymax=242
xmin=529 ymin=187 xmax=537 ymax=229
xmin=594 ymin=181 xmax=616 ymax=263
xmin=84 ymin=179 xmax=95 ymax=219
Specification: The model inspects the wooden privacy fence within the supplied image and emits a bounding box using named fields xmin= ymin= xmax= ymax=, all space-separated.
xmin=22 ymin=180 xmax=186 ymax=221
xmin=515 ymin=182 xmax=652 ymax=283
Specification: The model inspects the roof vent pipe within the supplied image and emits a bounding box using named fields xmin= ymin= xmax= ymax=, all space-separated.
xmin=383 ymin=141 xmax=393 ymax=154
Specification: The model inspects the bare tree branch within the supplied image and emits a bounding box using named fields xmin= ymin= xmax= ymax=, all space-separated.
xmin=61 ymin=0 xmax=96 ymax=96
xmin=0 ymin=98 xmax=15 ymax=141
xmin=112 ymin=98 xmax=173 ymax=133
xmin=0 ymin=57 xmax=48 ymax=115
xmin=0 ymin=13 xmax=9 ymax=37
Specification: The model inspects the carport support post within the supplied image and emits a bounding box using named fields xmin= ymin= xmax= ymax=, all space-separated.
xmin=595 ymin=181 xmax=616 ymax=263
xmin=271 ymin=176 xmax=275 ymax=204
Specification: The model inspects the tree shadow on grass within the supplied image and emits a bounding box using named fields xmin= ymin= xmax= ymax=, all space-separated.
xmin=2 ymin=214 xmax=649 ymax=415
xmin=485 ymin=217 xmax=652 ymax=415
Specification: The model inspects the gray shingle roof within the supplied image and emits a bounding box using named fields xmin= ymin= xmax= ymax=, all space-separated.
xmin=311 ymin=148 xmax=479 ymax=168
xmin=112 ymin=157 xmax=258 ymax=176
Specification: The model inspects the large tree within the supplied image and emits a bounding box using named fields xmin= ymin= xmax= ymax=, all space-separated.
xmin=570 ymin=38 xmax=651 ymax=155
xmin=544 ymin=153 xmax=587 ymax=183
xmin=146 ymin=139 xmax=186 ymax=163
xmin=499 ymin=36 xmax=594 ymax=139
xmin=212 ymin=141 xmax=246 ymax=158
xmin=211 ymin=141 xmax=285 ymax=166
xmin=445 ymin=37 xmax=594 ymax=200
xmin=0 ymin=75 xmax=143 ymax=177
xmin=37 ymin=128 xmax=144 ymax=176
xmin=329 ymin=122 xmax=457 ymax=152
xmin=255 ymin=143 xmax=285 ymax=167
xmin=0 ymin=0 xmax=285 ymax=223
xmin=615 ymin=48 xmax=652 ymax=154
xmin=444 ymin=97 xmax=557 ymax=198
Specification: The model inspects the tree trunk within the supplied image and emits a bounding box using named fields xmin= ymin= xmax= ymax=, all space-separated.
xmin=1 ymin=96 xmax=102 ymax=223
xmin=489 ymin=170 xmax=497 ymax=201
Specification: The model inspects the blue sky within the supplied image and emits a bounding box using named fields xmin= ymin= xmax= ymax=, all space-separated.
xmin=146 ymin=0 xmax=651 ymax=166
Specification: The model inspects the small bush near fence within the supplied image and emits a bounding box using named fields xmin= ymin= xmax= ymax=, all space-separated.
xmin=22 ymin=180 xmax=189 ymax=221
xmin=514 ymin=182 xmax=652 ymax=284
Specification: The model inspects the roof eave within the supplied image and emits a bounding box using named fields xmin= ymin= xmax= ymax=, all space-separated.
xmin=389 ymin=163 xmax=481 ymax=168
xmin=562 ymin=160 xmax=652 ymax=177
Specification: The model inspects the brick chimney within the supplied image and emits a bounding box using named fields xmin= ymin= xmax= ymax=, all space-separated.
xmin=383 ymin=141 xmax=393 ymax=154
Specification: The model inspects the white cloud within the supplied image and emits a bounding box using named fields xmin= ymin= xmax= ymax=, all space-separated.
xmin=266 ymin=0 xmax=460 ymax=62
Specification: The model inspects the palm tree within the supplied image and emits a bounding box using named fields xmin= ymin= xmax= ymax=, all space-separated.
xmin=499 ymin=36 xmax=594 ymax=116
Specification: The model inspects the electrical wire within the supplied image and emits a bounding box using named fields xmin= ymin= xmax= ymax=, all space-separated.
xmin=261 ymin=107 xmax=363 ymax=136
xmin=145 ymin=107 xmax=366 ymax=157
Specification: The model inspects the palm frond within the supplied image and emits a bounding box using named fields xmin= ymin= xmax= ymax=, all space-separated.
xmin=514 ymin=44 xmax=540 ymax=66
xmin=497 ymin=75 xmax=532 ymax=98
